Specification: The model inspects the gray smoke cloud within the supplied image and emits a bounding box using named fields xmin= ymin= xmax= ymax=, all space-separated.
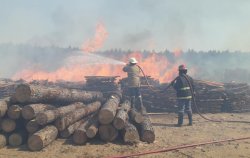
xmin=0 ymin=0 xmax=250 ymax=82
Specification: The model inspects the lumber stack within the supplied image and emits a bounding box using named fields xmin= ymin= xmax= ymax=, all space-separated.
xmin=120 ymin=77 xmax=250 ymax=113
xmin=84 ymin=76 xmax=122 ymax=100
xmin=0 ymin=83 xmax=155 ymax=151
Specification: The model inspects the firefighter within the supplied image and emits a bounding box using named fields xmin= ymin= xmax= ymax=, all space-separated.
xmin=123 ymin=57 xmax=145 ymax=114
xmin=171 ymin=64 xmax=195 ymax=127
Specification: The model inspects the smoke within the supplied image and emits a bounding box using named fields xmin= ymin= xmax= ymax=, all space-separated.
xmin=1 ymin=0 xmax=250 ymax=51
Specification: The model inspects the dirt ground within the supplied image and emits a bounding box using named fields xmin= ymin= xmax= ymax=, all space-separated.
xmin=0 ymin=112 xmax=250 ymax=158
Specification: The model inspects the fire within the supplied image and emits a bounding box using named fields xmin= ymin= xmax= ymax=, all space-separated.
xmin=13 ymin=51 xmax=191 ymax=83
xmin=82 ymin=23 xmax=108 ymax=53
xmin=12 ymin=23 xmax=191 ymax=83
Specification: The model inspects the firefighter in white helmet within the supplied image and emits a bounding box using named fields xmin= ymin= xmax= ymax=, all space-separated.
xmin=123 ymin=57 xmax=145 ymax=113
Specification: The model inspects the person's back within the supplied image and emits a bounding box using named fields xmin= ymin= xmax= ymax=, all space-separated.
xmin=123 ymin=64 xmax=141 ymax=88
xmin=122 ymin=57 xmax=145 ymax=113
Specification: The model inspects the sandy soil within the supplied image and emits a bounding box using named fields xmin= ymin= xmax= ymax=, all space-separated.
xmin=0 ymin=112 xmax=250 ymax=158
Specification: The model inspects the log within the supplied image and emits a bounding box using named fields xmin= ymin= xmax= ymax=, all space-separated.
xmin=7 ymin=104 xmax=22 ymax=119
xmin=122 ymin=122 xmax=140 ymax=144
xmin=0 ymin=134 xmax=7 ymax=148
xmin=28 ymin=125 xmax=58 ymax=151
xmin=86 ymin=117 xmax=99 ymax=138
xmin=98 ymin=93 xmax=121 ymax=124
xmin=0 ymin=99 xmax=9 ymax=117
xmin=36 ymin=102 xmax=86 ymax=125
xmin=14 ymin=84 xmax=103 ymax=104
xmin=22 ymin=104 xmax=55 ymax=120
xmin=113 ymin=99 xmax=131 ymax=130
xmin=99 ymin=124 xmax=118 ymax=142
xmin=1 ymin=118 xmax=16 ymax=133
xmin=138 ymin=115 xmax=155 ymax=143
xmin=26 ymin=119 xmax=41 ymax=134
xmin=129 ymin=108 xmax=144 ymax=124
xmin=8 ymin=131 xmax=27 ymax=146
xmin=72 ymin=119 xmax=91 ymax=145
xmin=55 ymin=101 xmax=101 ymax=131
xmin=60 ymin=118 xmax=88 ymax=138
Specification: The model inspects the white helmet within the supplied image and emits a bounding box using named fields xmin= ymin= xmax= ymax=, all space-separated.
xmin=129 ymin=57 xmax=138 ymax=64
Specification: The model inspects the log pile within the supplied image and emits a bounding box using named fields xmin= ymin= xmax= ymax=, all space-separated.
xmin=120 ymin=77 xmax=250 ymax=113
xmin=1 ymin=76 xmax=250 ymax=151
xmin=223 ymin=83 xmax=250 ymax=112
xmin=84 ymin=76 xmax=121 ymax=97
xmin=0 ymin=82 xmax=155 ymax=151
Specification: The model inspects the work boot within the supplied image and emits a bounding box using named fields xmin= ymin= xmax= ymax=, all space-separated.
xmin=187 ymin=112 xmax=193 ymax=126
xmin=177 ymin=113 xmax=183 ymax=127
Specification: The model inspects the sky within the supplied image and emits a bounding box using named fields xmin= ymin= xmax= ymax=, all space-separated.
xmin=1 ymin=0 xmax=250 ymax=52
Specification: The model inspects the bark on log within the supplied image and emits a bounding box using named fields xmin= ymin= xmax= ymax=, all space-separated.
xmin=72 ymin=119 xmax=91 ymax=145
xmin=8 ymin=131 xmax=27 ymax=146
xmin=138 ymin=115 xmax=155 ymax=143
xmin=122 ymin=122 xmax=139 ymax=144
xmin=22 ymin=104 xmax=55 ymax=120
xmin=98 ymin=93 xmax=121 ymax=124
xmin=113 ymin=99 xmax=131 ymax=130
xmin=99 ymin=124 xmax=118 ymax=142
xmin=26 ymin=119 xmax=41 ymax=134
xmin=36 ymin=102 xmax=86 ymax=125
xmin=60 ymin=118 xmax=88 ymax=138
xmin=7 ymin=104 xmax=22 ymax=120
xmin=129 ymin=108 xmax=144 ymax=124
xmin=0 ymin=134 xmax=7 ymax=148
xmin=55 ymin=101 xmax=101 ymax=131
xmin=1 ymin=118 xmax=16 ymax=133
xmin=14 ymin=84 xmax=103 ymax=104
xmin=28 ymin=125 xmax=58 ymax=151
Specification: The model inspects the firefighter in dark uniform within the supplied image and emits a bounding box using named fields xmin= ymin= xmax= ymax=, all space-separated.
xmin=123 ymin=57 xmax=145 ymax=113
xmin=172 ymin=64 xmax=195 ymax=127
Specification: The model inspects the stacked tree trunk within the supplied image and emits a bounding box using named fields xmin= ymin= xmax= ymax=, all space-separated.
xmin=0 ymin=83 xmax=155 ymax=152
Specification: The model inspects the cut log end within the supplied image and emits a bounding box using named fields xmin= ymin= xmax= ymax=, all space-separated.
xmin=22 ymin=107 xmax=35 ymax=120
xmin=73 ymin=130 xmax=88 ymax=145
xmin=14 ymin=84 xmax=31 ymax=103
xmin=1 ymin=119 xmax=16 ymax=133
xmin=8 ymin=133 xmax=23 ymax=146
xmin=28 ymin=135 xmax=43 ymax=151
xmin=7 ymin=104 xmax=22 ymax=120
xmin=98 ymin=110 xmax=114 ymax=124
xmin=99 ymin=124 xmax=118 ymax=142
xmin=86 ymin=126 xmax=98 ymax=138
xmin=113 ymin=118 xmax=125 ymax=130
xmin=141 ymin=131 xmax=155 ymax=143
xmin=28 ymin=125 xmax=58 ymax=151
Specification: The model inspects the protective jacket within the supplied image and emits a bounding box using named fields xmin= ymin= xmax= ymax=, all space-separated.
xmin=172 ymin=74 xmax=194 ymax=99
xmin=123 ymin=64 xmax=141 ymax=87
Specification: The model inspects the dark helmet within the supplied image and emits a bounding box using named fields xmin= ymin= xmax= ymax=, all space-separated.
xmin=178 ymin=64 xmax=187 ymax=71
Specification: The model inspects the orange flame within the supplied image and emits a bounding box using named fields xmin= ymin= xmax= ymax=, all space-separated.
xmin=13 ymin=51 xmax=192 ymax=83
xmin=82 ymin=23 xmax=108 ymax=53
